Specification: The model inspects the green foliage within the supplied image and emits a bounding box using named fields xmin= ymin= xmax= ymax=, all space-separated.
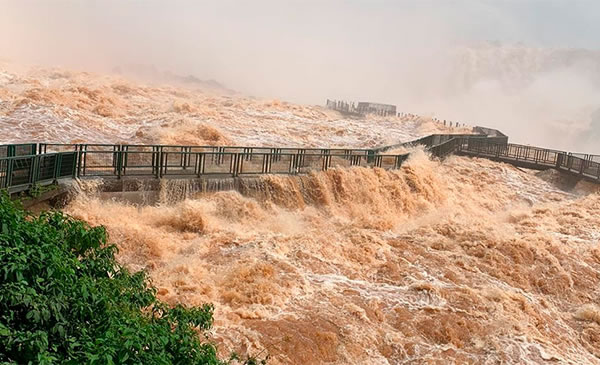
xmin=18 ymin=183 xmax=57 ymax=200
xmin=0 ymin=192 xmax=231 ymax=364
xmin=28 ymin=183 xmax=46 ymax=198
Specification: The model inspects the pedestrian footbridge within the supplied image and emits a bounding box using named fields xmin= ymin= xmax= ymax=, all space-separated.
xmin=1 ymin=126 xmax=599 ymax=196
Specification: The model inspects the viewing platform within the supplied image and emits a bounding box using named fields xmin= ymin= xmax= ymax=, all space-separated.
xmin=1 ymin=127 xmax=599 ymax=200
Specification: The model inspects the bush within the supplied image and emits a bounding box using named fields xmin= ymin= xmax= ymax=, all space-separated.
xmin=0 ymin=192 xmax=227 ymax=364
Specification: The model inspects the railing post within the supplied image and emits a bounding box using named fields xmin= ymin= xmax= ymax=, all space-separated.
xmin=31 ymin=155 xmax=39 ymax=186
xmin=54 ymin=154 xmax=63 ymax=183
xmin=294 ymin=151 xmax=299 ymax=169
xmin=151 ymin=146 xmax=157 ymax=176
xmin=263 ymin=154 xmax=272 ymax=174
xmin=196 ymin=153 xmax=204 ymax=177
xmin=183 ymin=147 xmax=188 ymax=169
xmin=122 ymin=146 xmax=128 ymax=175
xmin=116 ymin=148 xmax=122 ymax=179
xmin=233 ymin=153 xmax=240 ymax=177
xmin=556 ymin=153 xmax=563 ymax=169
xmin=157 ymin=147 xmax=163 ymax=178
xmin=269 ymin=148 xmax=274 ymax=162
xmin=0 ymin=161 xmax=5 ymax=190
xmin=77 ymin=146 xmax=83 ymax=177
xmin=82 ymin=145 xmax=88 ymax=176
xmin=179 ymin=147 xmax=185 ymax=169
xmin=6 ymin=159 xmax=13 ymax=188
xmin=218 ymin=147 xmax=225 ymax=165
xmin=289 ymin=154 xmax=295 ymax=174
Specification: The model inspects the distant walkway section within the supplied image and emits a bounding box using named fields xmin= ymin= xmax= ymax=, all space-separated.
xmin=1 ymin=126 xmax=599 ymax=194
xmin=458 ymin=139 xmax=600 ymax=182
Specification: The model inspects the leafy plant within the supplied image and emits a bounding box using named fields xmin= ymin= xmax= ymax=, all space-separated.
xmin=26 ymin=183 xmax=57 ymax=199
xmin=28 ymin=183 xmax=44 ymax=198
xmin=0 ymin=192 xmax=258 ymax=364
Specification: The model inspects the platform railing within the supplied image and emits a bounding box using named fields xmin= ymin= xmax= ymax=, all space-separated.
xmin=457 ymin=139 xmax=600 ymax=180
xmin=3 ymin=130 xmax=599 ymax=193
xmin=0 ymin=143 xmax=37 ymax=158
xmin=0 ymin=152 xmax=77 ymax=192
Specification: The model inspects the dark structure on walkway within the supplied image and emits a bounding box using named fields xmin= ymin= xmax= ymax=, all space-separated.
xmin=326 ymin=99 xmax=397 ymax=117
xmin=356 ymin=102 xmax=397 ymax=116
xmin=325 ymin=99 xmax=362 ymax=117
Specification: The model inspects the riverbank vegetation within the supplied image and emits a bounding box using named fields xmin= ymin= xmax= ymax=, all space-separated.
xmin=0 ymin=193 xmax=261 ymax=364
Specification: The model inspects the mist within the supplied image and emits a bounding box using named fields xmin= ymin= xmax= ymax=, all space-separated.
xmin=1 ymin=0 xmax=600 ymax=151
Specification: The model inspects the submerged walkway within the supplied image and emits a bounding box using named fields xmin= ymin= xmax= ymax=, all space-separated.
xmin=1 ymin=126 xmax=599 ymax=194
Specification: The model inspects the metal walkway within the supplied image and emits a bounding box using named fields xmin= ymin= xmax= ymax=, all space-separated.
xmin=1 ymin=126 xmax=598 ymax=194
xmin=457 ymin=139 xmax=600 ymax=182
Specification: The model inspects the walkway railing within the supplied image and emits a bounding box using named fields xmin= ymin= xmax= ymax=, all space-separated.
xmin=457 ymin=138 xmax=600 ymax=181
xmin=1 ymin=136 xmax=452 ymax=193
xmin=0 ymin=152 xmax=78 ymax=192
xmin=2 ymin=127 xmax=599 ymax=193
xmin=0 ymin=143 xmax=38 ymax=158
xmin=1 ymin=143 xmax=409 ymax=192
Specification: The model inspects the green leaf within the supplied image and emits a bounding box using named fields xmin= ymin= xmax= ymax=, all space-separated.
xmin=0 ymin=192 xmax=234 ymax=364
xmin=0 ymin=323 xmax=10 ymax=337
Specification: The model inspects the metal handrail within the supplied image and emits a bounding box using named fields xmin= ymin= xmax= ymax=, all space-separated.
xmin=3 ymin=129 xmax=600 ymax=194
xmin=0 ymin=152 xmax=77 ymax=192
xmin=459 ymin=140 xmax=600 ymax=180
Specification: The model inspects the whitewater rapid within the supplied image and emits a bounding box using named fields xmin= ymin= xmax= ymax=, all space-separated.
xmin=66 ymin=152 xmax=600 ymax=364
xmin=4 ymin=64 xmax=600 ymax=364
xmin=0 ymin=67 xmax=464 ymax=148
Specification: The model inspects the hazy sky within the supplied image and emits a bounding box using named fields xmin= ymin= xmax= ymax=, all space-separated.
xmin=2 ymin=0 xmax=599 ymax=97
xmin=1 ymin=0 xmax=600 ymax=150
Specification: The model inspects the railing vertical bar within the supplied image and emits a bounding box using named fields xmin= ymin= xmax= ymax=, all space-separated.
xmin=195 ymin=153 xmax=202 ymax=177
xmin=55 ymin=154 xmax=63 ymax=182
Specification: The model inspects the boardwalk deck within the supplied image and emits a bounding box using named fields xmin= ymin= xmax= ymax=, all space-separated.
xmin=2 ymin=127 xmax=599 ymax=195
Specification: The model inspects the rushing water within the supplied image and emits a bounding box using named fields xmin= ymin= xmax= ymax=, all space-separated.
xmin=4 ymin=65 xmax=600 ymax=364
xmin=66 ymin=152 xmax=600 ymax=364
xmin=0 ymin=66 xmax=463 ymax=148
